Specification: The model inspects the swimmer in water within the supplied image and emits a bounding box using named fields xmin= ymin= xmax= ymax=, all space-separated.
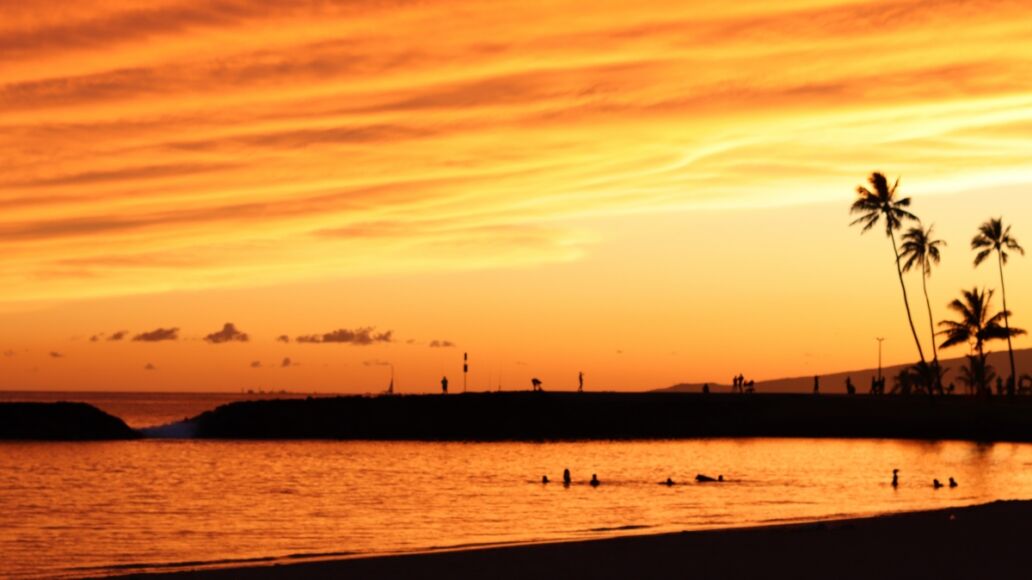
xmin=590 ymin=474 xmax=600 ymax=487
xmin=563 ymin=468 xmax=571 ymax=486
xmin=542 ymin=475 xmax=549 ymax=484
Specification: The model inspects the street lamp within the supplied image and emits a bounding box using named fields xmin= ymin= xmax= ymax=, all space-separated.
xmin=876 ymin=338 xmax=885 ymax=380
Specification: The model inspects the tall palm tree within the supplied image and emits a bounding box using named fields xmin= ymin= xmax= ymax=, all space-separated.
xmin=938 ymin=287 xmax=1025 ymax=394
xmin=972 ymin=218 xmax=1024 ymax=392
xmin=900 ymin=224 xmax=946 ymax=363
xmin=850 ymin=173 xmax=925 ymax=363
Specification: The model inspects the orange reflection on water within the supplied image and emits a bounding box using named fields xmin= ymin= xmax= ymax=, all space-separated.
xmin=2 ymin=438 xmax=1030 ymax=578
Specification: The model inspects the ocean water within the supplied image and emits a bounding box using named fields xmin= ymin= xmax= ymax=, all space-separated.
xmin=4 ymin=435 xmax=1032 ymax=578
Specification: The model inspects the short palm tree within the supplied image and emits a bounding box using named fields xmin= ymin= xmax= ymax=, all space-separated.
xmin=972 ymin=218 xmax=1024 ymax=392
xmin=900 ymin=224 xmax=946 ymax=363
xmin=850 ymin=173 xmax=925 ymax=364
xmin=938 ymin=287 xmax=1025 ymax=394
xmin=958 ymin=355 xmax=996 ymax=396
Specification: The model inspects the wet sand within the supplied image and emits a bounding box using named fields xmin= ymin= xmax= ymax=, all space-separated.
xmin=127 ymin=500 xmax=1032 ymax=579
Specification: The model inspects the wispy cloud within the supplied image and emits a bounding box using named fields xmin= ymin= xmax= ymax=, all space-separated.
xmin=2 ymin=0 xmax=1032 ymax=305
xmin=429 ymin=339 xmax=455 ymax=348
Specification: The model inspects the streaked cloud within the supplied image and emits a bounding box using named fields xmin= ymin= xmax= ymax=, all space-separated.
xmin=429 ymin=340 xmax=455 ymax=348
xmin=2 ymin=0 xmax=1031 ymax=304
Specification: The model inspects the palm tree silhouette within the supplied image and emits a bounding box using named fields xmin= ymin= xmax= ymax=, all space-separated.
xmin=958 ymin=355 xmax=996 ymax=396
xmin=972 ymin=218 xmax=1024 ymax=393
xmin=900 ymin=224 xmax=946 ymax=363
xmin=938 ymin=287 xmax=1025 ymax=393
xmin=850 ymin=173 xmax=925 ymax=364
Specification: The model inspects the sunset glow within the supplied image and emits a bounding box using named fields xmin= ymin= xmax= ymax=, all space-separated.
xmin=3 ymin=0 xmax=1032 ymax=391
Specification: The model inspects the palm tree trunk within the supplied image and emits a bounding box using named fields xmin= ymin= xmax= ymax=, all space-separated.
xmin=890 ymin=229 xmax=927 ymax=364
xmin=921 ymin=267 xmax=938 ymax=363
xmin=998 ymin=252 xmax=1017 ymax=395
xmin=920 ymin=265 xmax=942 ymax=396
xmin=977 ymin=342 xmax=988 ymax=396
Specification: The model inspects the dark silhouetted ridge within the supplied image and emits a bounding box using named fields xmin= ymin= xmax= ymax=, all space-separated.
xmin=183 ymin=392 xmax=1032 ymax=441
xmin=0 ymin=402 xmax=138 ymax=440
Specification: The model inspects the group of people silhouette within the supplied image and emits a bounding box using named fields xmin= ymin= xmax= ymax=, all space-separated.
xmin=541 ymin=470 xmax=724 ymax=487
xmin=731 ymin=374 xmax=754 ymax=393
xmin=891 ymin=469 xmax=958 ymax=489
xmin=541 ymin=468 xmax=600 ymax=487
xmin=437 ymin=372 xmax=586 ymax=393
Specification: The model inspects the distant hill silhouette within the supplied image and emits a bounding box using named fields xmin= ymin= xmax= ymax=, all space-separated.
xmin=658 ymin=348 xmax=1032 ymax=394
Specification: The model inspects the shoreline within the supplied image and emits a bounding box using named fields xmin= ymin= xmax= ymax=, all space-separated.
xmin=120 ymin=500 xmax=1032 ymax=579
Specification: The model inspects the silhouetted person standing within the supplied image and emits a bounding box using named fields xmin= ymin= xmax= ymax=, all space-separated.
xmin=892 ymin=469 xmax=899 ymax=488
xmin=702 ymin=383 xmax=710 ymax=394
xmin=845 ymin=377 xmax=855 ymax=396
xmin=813 ymin=375 xmax=820 ymax=395
xmin=532 ymin=377 xmax=542 ymax=392
xmin=441 ymin=376 xmax=448 ymax=394
xmin=578 ymin=372 xmax=584 ymax=393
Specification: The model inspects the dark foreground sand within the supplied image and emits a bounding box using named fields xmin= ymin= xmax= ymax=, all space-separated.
xmin=128 ymin=500 xmax=1032 ymax=580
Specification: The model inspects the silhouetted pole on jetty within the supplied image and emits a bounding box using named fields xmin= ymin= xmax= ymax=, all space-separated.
xmin=877 ymin=337 xmax=885 ymax=381
xmin=387 ymin=364 xmax=394 ymax=395
xmin=463 ymin=352 xmax=469 ymax=393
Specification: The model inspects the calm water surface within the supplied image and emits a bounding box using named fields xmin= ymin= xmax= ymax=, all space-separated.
xmin=4 ymin=438 xmax=1032 ymax=579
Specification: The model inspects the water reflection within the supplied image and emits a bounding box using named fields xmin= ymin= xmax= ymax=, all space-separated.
xmin=3 ymin=438 xmax=1032 ymax=578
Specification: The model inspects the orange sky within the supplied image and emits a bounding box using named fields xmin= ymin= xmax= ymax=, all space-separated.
xmin=2 ymin=0 xmax=1032 ymax=392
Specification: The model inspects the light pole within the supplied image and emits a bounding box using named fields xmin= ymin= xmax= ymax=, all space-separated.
xmin=876 ymin=338 xmax=885 ymax=380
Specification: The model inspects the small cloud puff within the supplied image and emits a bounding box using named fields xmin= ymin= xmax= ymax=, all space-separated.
xmin=133 ymin=327 xmax=179 ymax=342
xmin=144 ymin=363 xmax=157 ymax=370
xmin=295 ymin=327 xmax=392 ymax=345
xmin=91 ymin=330 xmax=129 ymax=342
xmin=429 ymin=339 xmax=455 ymax=348
xmin=49 ymin=351 xmax=63 ymax=358
xmin=276 ymin=335 xmax=290 ymax=343
xmin=204 ymin=322 xmax=249 ymax=344
xmin=281 ymin=357 xmax=298 ymax=368
xmin=250 ymin=360 xmax=262 ymax=368
xmin=363 ymin=359 xmax=391 ymax=367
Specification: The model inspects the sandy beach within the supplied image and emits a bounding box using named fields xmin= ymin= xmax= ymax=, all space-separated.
xmin=125 ymin=500 xmax=1032 ymax=579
